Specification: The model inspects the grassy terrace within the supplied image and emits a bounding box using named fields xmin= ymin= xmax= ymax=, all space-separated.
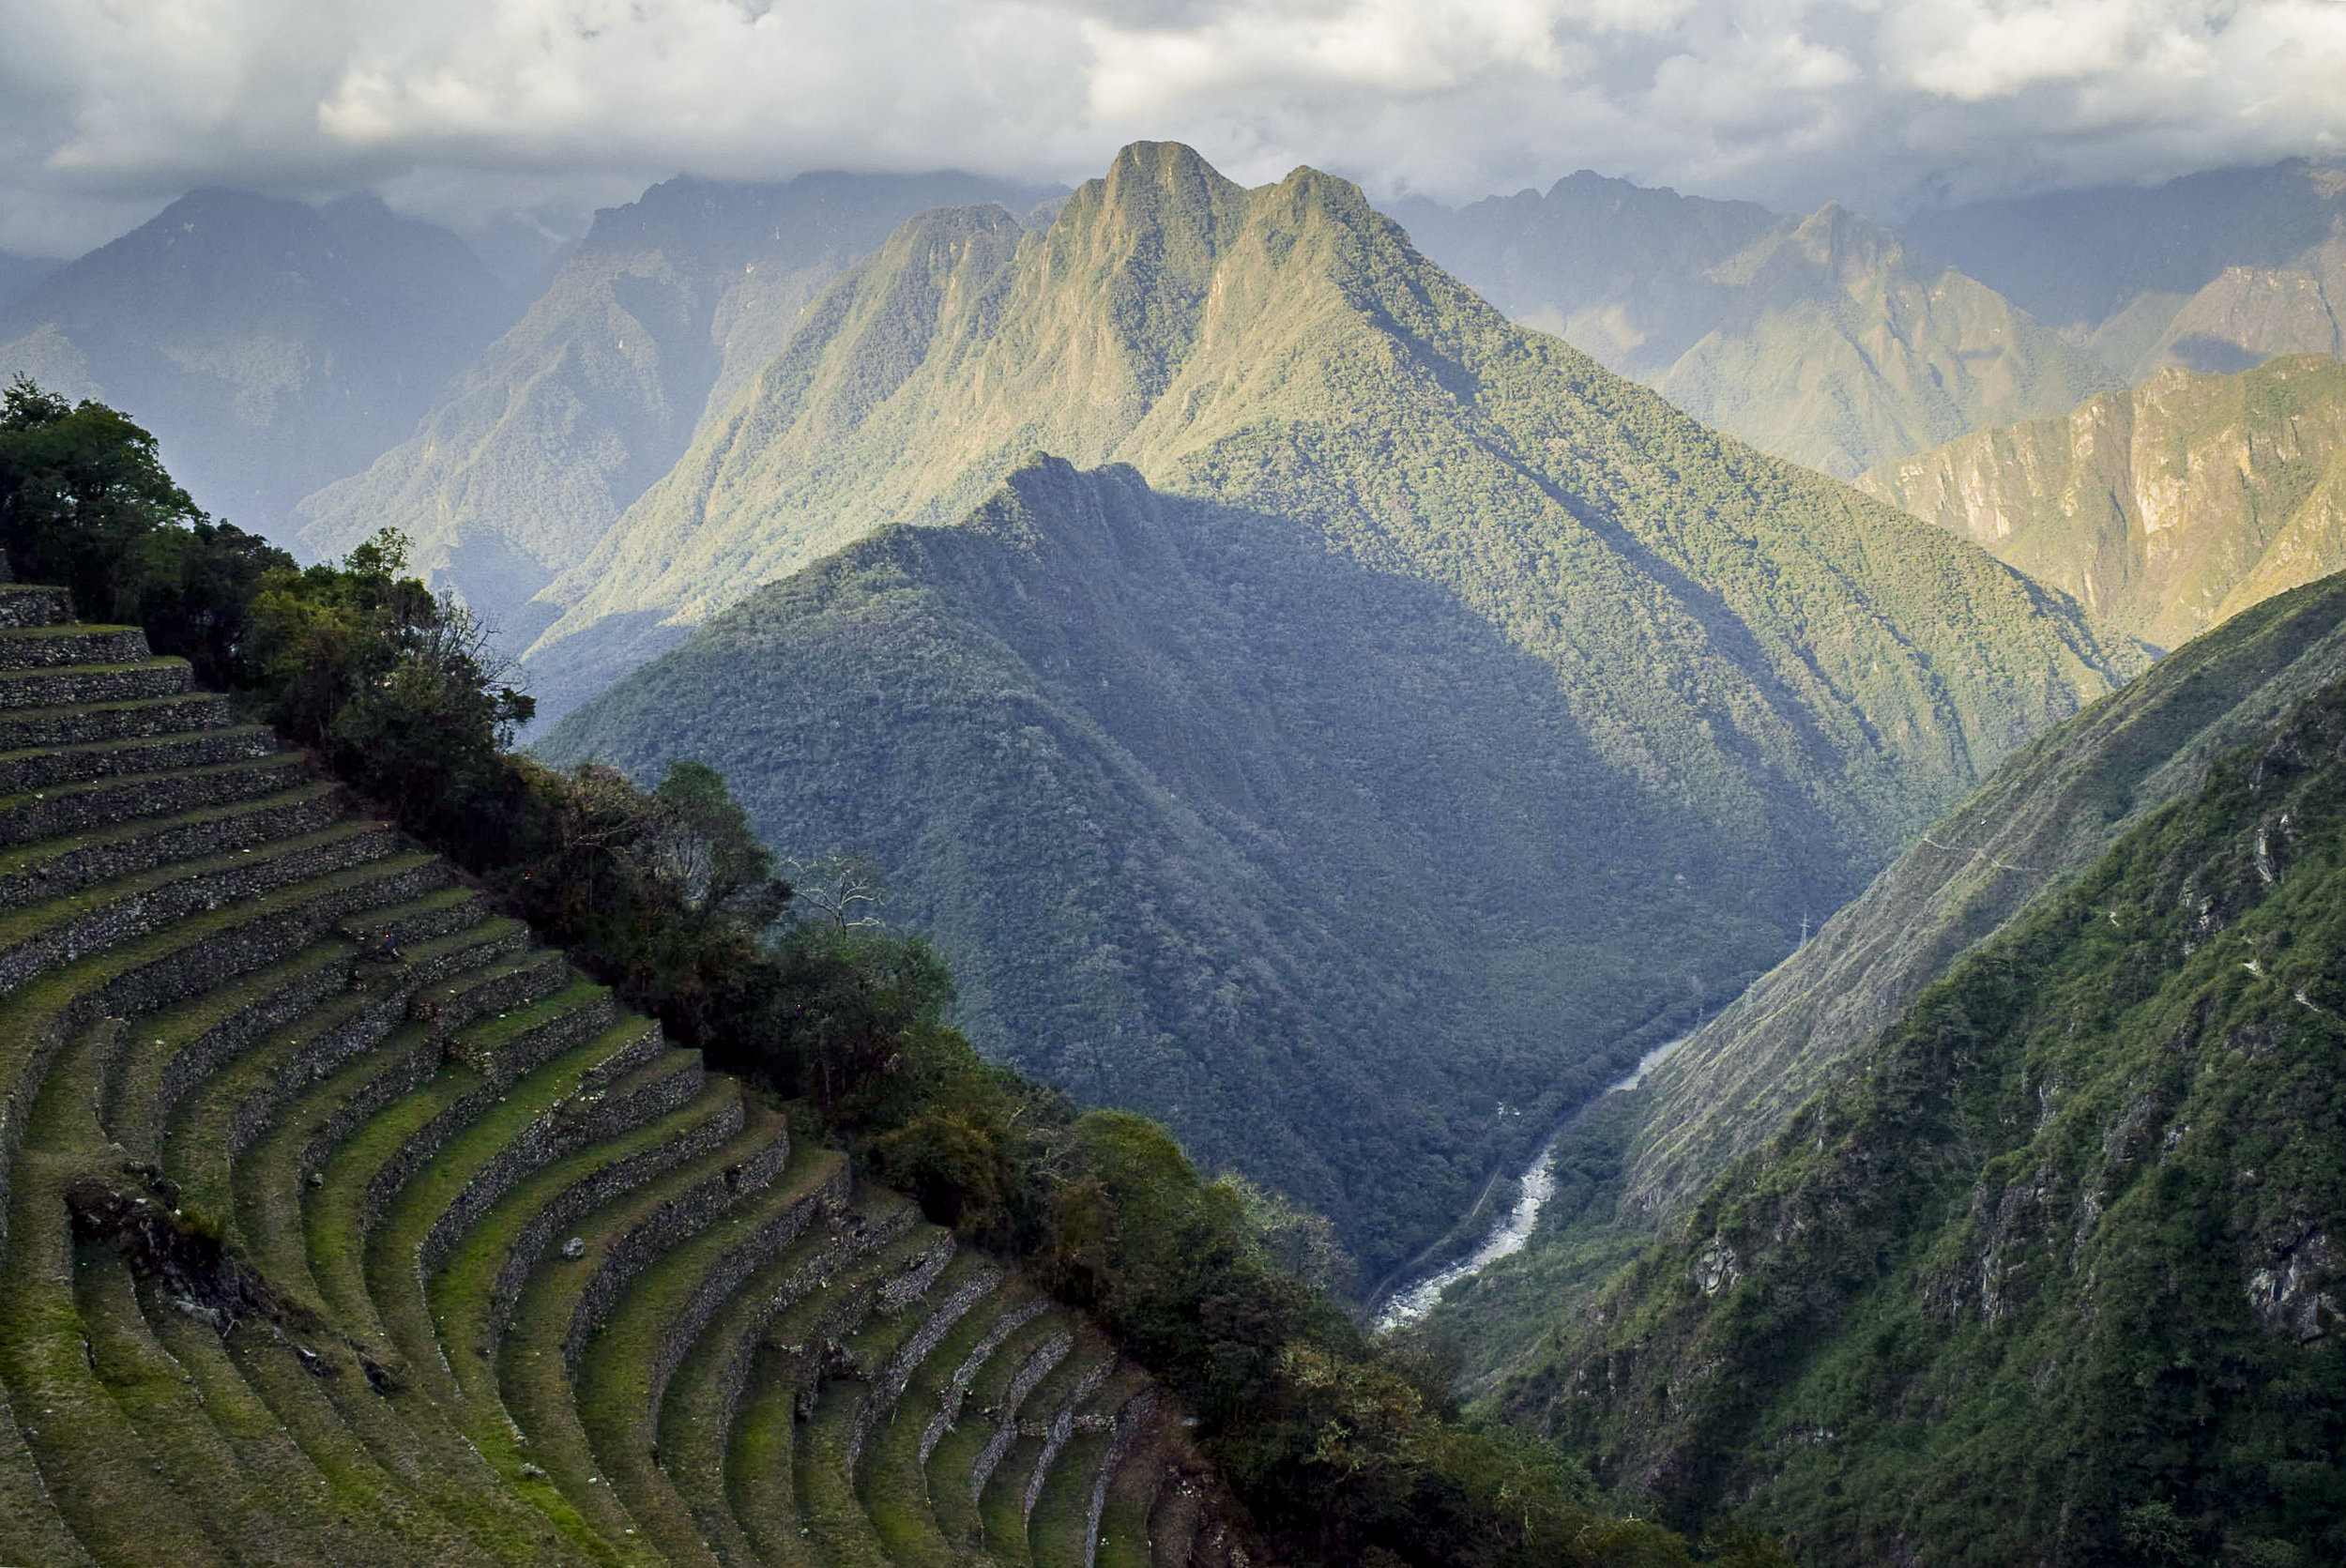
xmin=0 ymin=601 xmax=1232 ymax=1568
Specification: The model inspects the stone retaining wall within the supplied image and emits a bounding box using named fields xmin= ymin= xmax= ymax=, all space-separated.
xmin=0 ymin=625 xmax=148 ymax=667
xmin=0 ymin=658 xmax=191 ymax=710
xmin=1023 ymin=1357 xmax=1112 ymax=1521
xmin=969 ymin=1330 xmax=1072 ymax=1500
xmin=442 ymin=988 xmax=616 ymax=1075
xmin=559 ymin=1118 xmax=808 ymax=1373
xmin=0 ymin=728 xmax=274 ymax=799
xmin=416 ymin=1039 xmax=696 ymax=1276
xmin=0 ymin=824 xmax=401 ymax=994
xmin=921 ymin=1298 xmax=1048 ymax=1463
xmin=410 ymin=949 xmax=571 ymax=1034
xmin=0 ymin=786 xmax=347 ymax=914
xmin=0 ymin=754 xmax=311 ymax=846
xmin=482 ymin=1091 xmax=750 ymax=1347
xmin=1082 ymin=1392 xmax=1160 ymax=1568
xmin=0 ymin=693 xmax=234 ymax=751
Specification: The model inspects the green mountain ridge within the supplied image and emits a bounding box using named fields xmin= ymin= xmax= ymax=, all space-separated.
xmin=1418 ymin=572 xmax=2346 ymax=1396
xmin=1394 ymin=174 xmax=2118 ymax=478
xmin=1505 ymin=616 xmax=2346 ymax=1566
xmin=295 ymin=171 xmax=1062 ymax=647
xmin=0 ymin=190 xmax=515 ymax=538
xmin=544 ymin=399 xmax=2130 ymax=1276
xmin=1859 ymin=354 xmax=2346 ymax=650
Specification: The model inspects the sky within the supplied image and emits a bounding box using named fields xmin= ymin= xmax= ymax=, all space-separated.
xmin=2 ymin=0 xmax=2342 ymax=256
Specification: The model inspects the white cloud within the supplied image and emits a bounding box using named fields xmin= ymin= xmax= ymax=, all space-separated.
xmin=0 ymin=0 xmax=2341 ymax=255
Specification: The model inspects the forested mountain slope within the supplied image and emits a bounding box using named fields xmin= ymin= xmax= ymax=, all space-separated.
xmin=0 ymin=190 xmax=514 ymax=536
xmin=1394 ymin=174 xmax=2115 ymax=478
xmin=543 ymin=350 xmax=2133 ymax=1279
xmin=1860 ymin=354 xmax=2346 ymax=649
xmin=1904 ymin=159 xmax=2346 ymax=382
xmin=297 ymin=172 xmax=1061 ymax=649
xmin=1511 ymin=645 xmax=2346 ymax=1568
xmin=1422 ymin=571 xmax=2346 ymax=1390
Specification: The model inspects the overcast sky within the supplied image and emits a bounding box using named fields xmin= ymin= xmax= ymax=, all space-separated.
xmin=2 ymin=0 xmax=2341 ymax=255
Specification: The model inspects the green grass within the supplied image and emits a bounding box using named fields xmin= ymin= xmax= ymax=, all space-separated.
xmin=724 ymin=1343 xmax=815 ymax=1568
xmin=0 ymin=1023 xmax=228 ymax=1567
xmin=571 ymin=1149 xmax=891 ymax=1567
xmin=856 ymin=1281 xmax=1030 ymax=1568
xmin=363 ymin=1016 xmax=695 ymax=1413
xmin=491 ymin=1101 xmax=799 ymax=1563
xmin=923 ymin=1314 xmax=1069 ymax=1550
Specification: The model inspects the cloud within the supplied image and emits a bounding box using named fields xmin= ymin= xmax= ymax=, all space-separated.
xmin=1 ymin=0 xmax=2341 ymax=254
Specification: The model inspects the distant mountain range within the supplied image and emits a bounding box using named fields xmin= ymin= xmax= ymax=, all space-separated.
xmin=0 ymin=190 xmax=517 ymax=536
xmin=1394 ymin=176 xmax=2120 ymax=478
xmin=295 ymin=171 xmax=1063 ymax=648
xmin=0 ymin=253 xmax=55 ymax=312
xmin=1903 ymin=158 xmax=2346 ymax=380
xmin=1860 ymin=354 xmax=2346 ymax=650
xmin=539 ymin=144 xmax=2138 ymax=1273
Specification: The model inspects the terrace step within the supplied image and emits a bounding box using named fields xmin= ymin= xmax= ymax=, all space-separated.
xmin=0 ymin=656 xmax=192 ymax=711
xmin=409 ymin=947 xmax=572 ymax=1035
xmin=979 ymin=1335 xmax=1117 ymax=1563
xmin=854 ymin=1282 xmax=1041 ymax=1568
xmin=0 ymin=585 xmax=72 ymax=630
xmin=0 ymin=690 xmax=236 ymax=752
xmin=495 ymin=1102 xmax=807 ymax=1557
xmin=300 ymin=984 xmax=629 ymax=1353
xmin=0 ymin=751 xmax=314 ymax=846
xmin=1028 ymin=1374 xmax=1155 ymax=1568
xmin=714 ymin=1219 xmax=942 ymax=1568
xmin=0 ymin=817 xmax=403 ymax=996
xmin=0 ymin=849 xmax=449 ymax=1269
xmin=656 ymin=1184 xmax=927 ymax=1566
xmin=0 ymin=623 xmax=147 ymax=670
xmin=924 ymin=1311 xmax=1071 ymax=1552
xmin=0 ymin=723 xmax=275 ymax=795
xmin=0 ymin=780 xmax=347 ymax=914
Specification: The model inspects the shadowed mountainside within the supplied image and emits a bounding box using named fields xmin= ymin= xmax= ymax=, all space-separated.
xmin=544 ymin=391 xmax=2134 ymax=1274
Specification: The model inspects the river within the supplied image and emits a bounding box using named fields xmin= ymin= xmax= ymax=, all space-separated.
xmin=1370 ymin=1033 xmax=1689 ymax=1333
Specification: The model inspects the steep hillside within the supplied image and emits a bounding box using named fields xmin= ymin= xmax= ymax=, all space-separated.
xmin=1859 ymin=355 xmax=2346 ymax=649
xmin=544 ymin=403 xmax=2133 ymax=1277
xmin=0 ymin=578 xmax=1257 ymax=1568
xmin=1420 ymin=571 xmax=2346 ymax=1389
xmin=1903 ymin=159 xmax=2346 ymax=381
xmin=0 ymin=191 xmax=514 ymax=537
xmin=297 ymin=172 xmax=1061 ymax=647
xmin=1512 ymin=656 xmax=2346 ymax=1567
xmin=1395 ymin=174 xmax=2116 ymax=477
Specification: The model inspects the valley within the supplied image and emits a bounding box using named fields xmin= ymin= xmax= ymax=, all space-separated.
xmin=1 ymin=94 xmax=2341 ymax=1568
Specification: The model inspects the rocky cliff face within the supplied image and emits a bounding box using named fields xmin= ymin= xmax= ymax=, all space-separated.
xmin=1860 ymin=355 xmax=2346 ymax=649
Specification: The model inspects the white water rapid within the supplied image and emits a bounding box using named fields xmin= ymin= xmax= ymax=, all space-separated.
xmin=1371 ymin=1034 xmax=1689 ymax=1333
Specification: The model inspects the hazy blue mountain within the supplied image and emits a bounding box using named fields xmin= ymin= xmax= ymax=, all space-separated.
xmin=0 ymin=190 xmax=516 ymax=539
xmin=1903 ymin=159 xmax=2346 ymax=380
xmin=296 ymin=171 xmax=1063 ymax=647
xmin=0 ymin=253 xmax=56 ymax=312
xmin=537 ymin=143 xmax=2140 ymax=1271
xmin=1393 ymin=173 xmax=2117 ymax=477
